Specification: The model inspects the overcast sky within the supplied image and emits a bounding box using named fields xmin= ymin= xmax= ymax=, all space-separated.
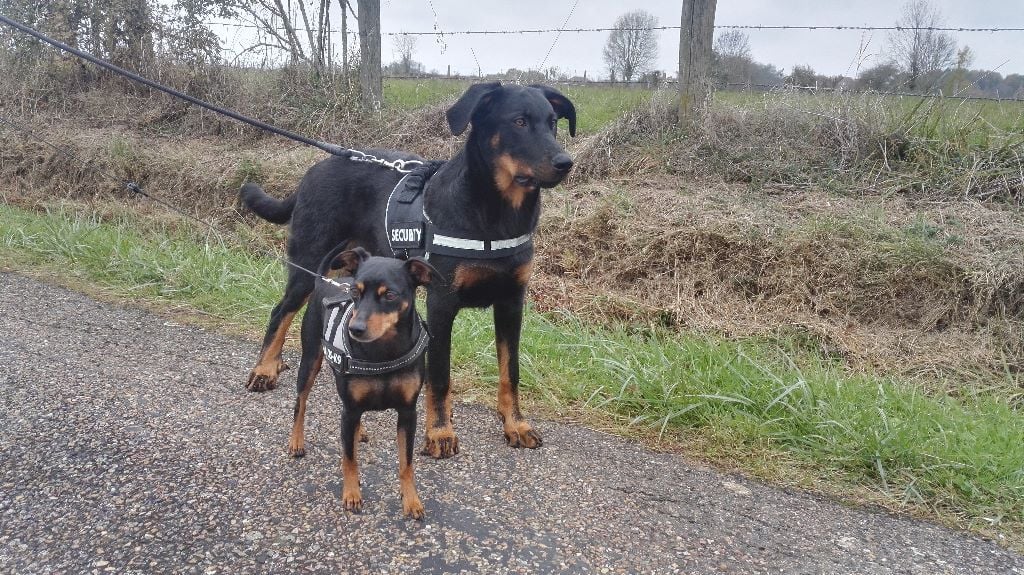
xmin=356 ymin=0 xmax=1021 ymax=78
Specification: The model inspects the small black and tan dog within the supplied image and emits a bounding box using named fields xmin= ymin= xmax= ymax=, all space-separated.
xmin=295 ymin=244 xmax=438 ymax=518
xmin=241 ymin=82 xmax=575 ymax=459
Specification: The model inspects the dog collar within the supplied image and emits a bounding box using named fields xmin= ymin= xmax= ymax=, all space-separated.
xmin=322 ymin=297 xmax=430 ymax=376
xmin=384 ymin=162 xmax=534 ymax=260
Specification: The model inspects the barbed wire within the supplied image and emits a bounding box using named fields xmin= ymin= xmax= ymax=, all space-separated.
xmin=205 ymin=20 xmax=1024 ymax=36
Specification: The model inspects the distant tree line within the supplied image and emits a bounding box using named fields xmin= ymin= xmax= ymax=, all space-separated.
xmin=592 ymin=2 xmax=1022 ymax=99
xmin=708 ymin=1 xmax=1024 ymax=99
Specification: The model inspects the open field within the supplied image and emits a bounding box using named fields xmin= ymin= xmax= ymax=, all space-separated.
xmin=384 ymin=77 xmax=1024 ymax=137
xmin=2 ymin=73 xmax=1023 ymax=545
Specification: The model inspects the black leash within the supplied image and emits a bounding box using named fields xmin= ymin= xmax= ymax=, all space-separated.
xmin=0 ymin=13 xmax=350 ymax=158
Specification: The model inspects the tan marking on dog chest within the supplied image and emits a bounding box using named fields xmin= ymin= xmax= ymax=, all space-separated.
xmin=514 ymin=261 xmax=533 ymax=286
xmin=391 ymin=372 xmax=423 ymax=405
xmin=347 ymin=378 xmax=377 ymax=403
xmin=453 ymin=265 xmax=496 ymax=290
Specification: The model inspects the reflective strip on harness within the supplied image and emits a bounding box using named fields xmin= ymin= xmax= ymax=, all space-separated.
xmin=491 ymin=233 xmax=533 ymax=250
xmin=431 ymin=234 xmax=484 ymax=251
xmin=430 ymin=232 xmax=532 ymax=252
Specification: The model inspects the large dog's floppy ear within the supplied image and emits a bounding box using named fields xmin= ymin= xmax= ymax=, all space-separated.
xmin=405 ymin=257 xmax=444 ymax=287
xmin=529 ymin=84 xmax=577 ymax=137
xmin=331 ymin=247 xmax=370 ymax=275
xmin=446 ymin=81 xmax=502 ymax=136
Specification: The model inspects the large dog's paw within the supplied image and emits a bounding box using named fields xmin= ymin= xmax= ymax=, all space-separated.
xmin=504 ymin=420 xmax=543 ymax=449
xmin=287 ymin=436 xmax=306 ymax=458
xmin=420 ymin=426 xmax=460 ymax=459
xmin=245 ymin=360 xmax=289 ymax=392
xmin=402 ymin=493 xmax=425 ymax=520
xmin=342 ymin=486 xmax=363 ymax=513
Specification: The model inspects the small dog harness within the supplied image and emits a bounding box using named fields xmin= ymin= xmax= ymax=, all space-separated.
xmin=319 ymin=278 xmax=429 ymax=376
xmin=385 ymin=161 xmax=534 ymax=260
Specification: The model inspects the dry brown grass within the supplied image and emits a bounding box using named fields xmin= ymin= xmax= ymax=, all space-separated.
xmin=571 ymin=89 xmax=1024 ymax=204
xmin=534 ymin=177 xmax=1023 ymax=392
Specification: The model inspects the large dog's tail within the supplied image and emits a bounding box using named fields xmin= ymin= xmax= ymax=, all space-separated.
xmin=239 ymin=183 xmax=297 ymax=224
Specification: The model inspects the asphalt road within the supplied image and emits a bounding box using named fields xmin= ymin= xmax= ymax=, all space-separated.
xmin=1 ymin=271 xmax=1022 ymax=574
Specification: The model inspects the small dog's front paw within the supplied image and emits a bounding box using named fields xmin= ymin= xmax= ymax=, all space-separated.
xmin=287 ymin=438 xmax=306 ymax=458
xmin=420 ymin=427 xmax=460 ymax=459
xmin=342 ymin=488 xmax=363 ymax=513
xmin=504 ymin=420 xmax=543 ymax=449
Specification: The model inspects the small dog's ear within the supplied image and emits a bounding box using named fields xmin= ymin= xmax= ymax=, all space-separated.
xmin=405 ymin=257 xmax=443 ymax=286
xmin=446 ymin=81 xmax=502 ymax=136
xmin=332 ymin=247 xmax=370 ymax=275
xmin=529 ymin=84 xmax=577 ymax=137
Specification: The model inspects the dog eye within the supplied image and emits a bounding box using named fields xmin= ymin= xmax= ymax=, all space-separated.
xmin=513 ymin=117 xmax=527 ymax=128
xmin=382 ymin=290 xmax=399 ymax=301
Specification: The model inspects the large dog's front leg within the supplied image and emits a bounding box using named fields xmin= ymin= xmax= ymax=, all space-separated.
xmin=421 ymin=293 xmax=460 ymax=458
xmin=247 ymin=269 xmax=314 ymax=392
xmin=288 ymin=309 xmax=324 ymax=457
xmin=494 ymin=293 xmax=542 ymax=449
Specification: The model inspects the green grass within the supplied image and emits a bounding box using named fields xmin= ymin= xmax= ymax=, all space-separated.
xmin=384 ymin=77 xmax=1024 ymax=138
xmin=455 ymin=307 xmax=1024 ymax=521
xmin=385 ymin=77 xmax=472 ymax=110
xmin=0 ymin=204 xmax=284 ymax=323
xmin=2 ymin=202 xmax=1023 ymax=539
xmin=384 ymin=78 xmax=653 ymax=135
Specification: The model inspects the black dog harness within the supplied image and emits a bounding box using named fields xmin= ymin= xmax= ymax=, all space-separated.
xmin=319 ymin=278 xmax=429 ymax=376
xmin=385 ymin=161 xmax=534 ymax=260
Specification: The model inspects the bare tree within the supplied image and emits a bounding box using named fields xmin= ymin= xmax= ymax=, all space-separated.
xmin=712 ymin=29 xmax=752 ymax=86
xmin=603 ymin=10 xmax=658 ymax=82
xmin=228 ymin=0 xmax=335 ymax=75
xmin=887 ymin=0 xmax=956 ymax=90
xmin=948 ymin=45 xmax=974 ymax=94
xmin=392 ymin=33 xmax=417 ymax=75
xmin=714 ymin=29 xmax=749 ymax=60
xmin=339 ymin=0 xmax=353 ymax=75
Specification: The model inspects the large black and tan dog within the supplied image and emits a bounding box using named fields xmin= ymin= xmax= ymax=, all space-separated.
xmin=240 ymin=82 xmax=575 ymax=457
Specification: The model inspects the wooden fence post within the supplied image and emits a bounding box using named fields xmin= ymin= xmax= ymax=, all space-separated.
xmin=357 ymin=0 xmax=382 ymax=107
xmin=677 ymin=0 xmax=717 ymax=127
